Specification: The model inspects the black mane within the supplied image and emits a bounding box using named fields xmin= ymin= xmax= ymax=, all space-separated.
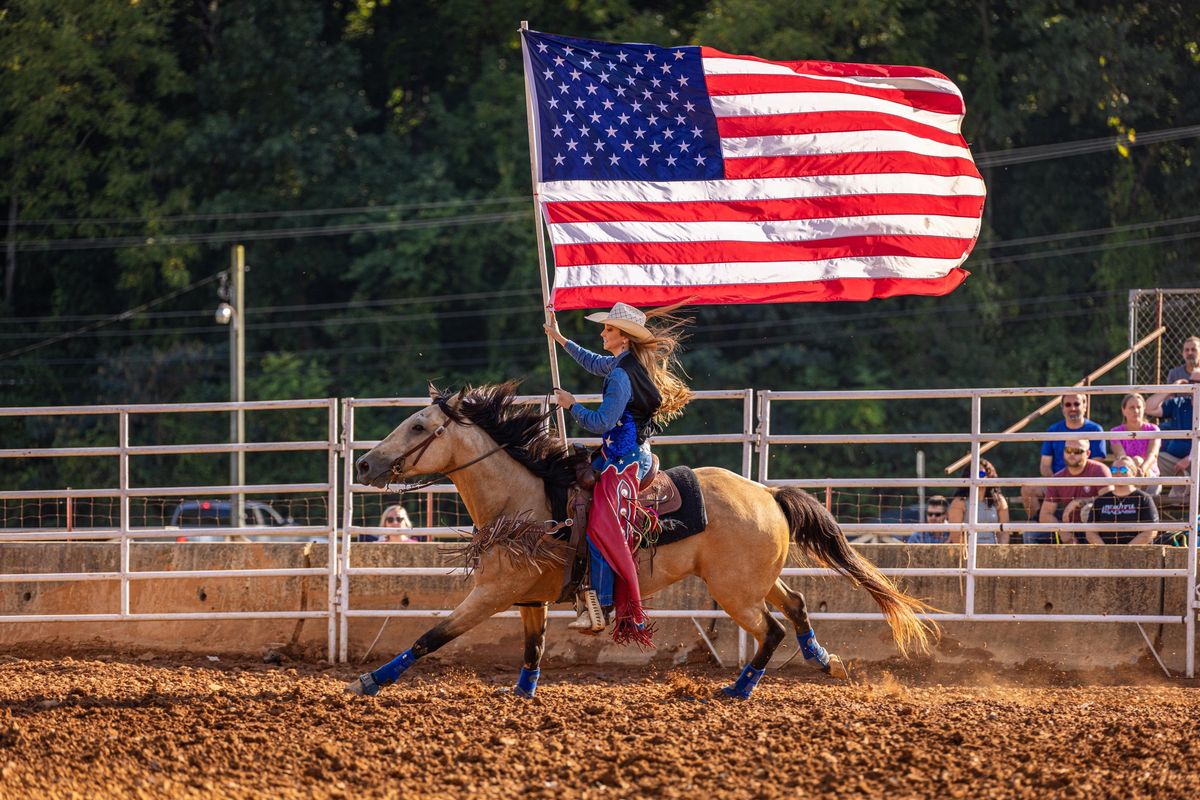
xmin=434 ymin=381 xmax=583 ymax=492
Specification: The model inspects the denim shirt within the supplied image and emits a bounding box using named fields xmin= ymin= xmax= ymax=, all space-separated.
xmin=565 ymin=340 xmax=653 ymax=478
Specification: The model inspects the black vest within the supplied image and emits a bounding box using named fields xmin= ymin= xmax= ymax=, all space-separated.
xmin=617 ymin=352 xmax=662 ymax=444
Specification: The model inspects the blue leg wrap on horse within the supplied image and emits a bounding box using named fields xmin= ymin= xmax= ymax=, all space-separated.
xmin=798 ymin=629 xmax=830 ymax=668
xmin=515 ymin=667 xmax=540 ymax=698
xmin=371 ymin=647 xmax=418 ymax=686
xmin=721 ymin=664 xmax=766 ymax=700
xmin=588 ymin=540 xmax=615 ymax=607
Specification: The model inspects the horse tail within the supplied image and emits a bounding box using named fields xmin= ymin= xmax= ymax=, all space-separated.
xmin=771 ymin=486 xmax=938 ymax=656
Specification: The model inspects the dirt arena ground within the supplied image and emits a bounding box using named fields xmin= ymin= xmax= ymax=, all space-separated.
xmin=1 ymin=650 xmax=1197 ymax=799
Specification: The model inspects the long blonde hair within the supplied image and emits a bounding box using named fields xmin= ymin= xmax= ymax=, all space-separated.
xmin=629 ymin=301 xmax=693 ymax=424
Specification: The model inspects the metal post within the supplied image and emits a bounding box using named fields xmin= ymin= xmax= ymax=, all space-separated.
xmin=966 ymin=395 xmax=981 ymax=619
xmin=741 ymin=389 xmax=754 ymax=479
xmin=1155 ymin=291 xmax=1164 ymax=386
xmin=118 ymin=411 xmax=130 ymax=616
xmin=1186 ymin=383 xmax=1198 ymax=678
xmin=916 ymin=450 xmax=926 ymax=511
xmin=326 ymin=398 xmax=339 ymax=662
xmin=230 ymin=245 xmax=246 ymax=529
xmin=756 ymin=390 xmax=771 ymax=484
xmin=339 ymin=400 xmax=355 ymax=663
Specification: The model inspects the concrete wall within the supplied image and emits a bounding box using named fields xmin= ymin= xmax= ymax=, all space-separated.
xmin=0 ymin=542 xmax=1193 ymax=672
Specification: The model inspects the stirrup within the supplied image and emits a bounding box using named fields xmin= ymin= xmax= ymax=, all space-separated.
xmin=567 ymin=589 xmax=606 ymax=633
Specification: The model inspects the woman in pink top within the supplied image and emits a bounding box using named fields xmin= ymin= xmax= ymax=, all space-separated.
xmin=1111 ymin=393 xmax=1160 ymax=493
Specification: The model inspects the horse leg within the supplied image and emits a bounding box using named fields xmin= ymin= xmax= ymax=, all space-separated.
xmin=513 ymin=603 xmax=548 ymax=698
xmin=711 ymin=599 xmax=786 ymax=700
xmin=767 ymin=579 xmax=849 ymax=680
xmin=346 ymin=583 xmax=519 ymax=697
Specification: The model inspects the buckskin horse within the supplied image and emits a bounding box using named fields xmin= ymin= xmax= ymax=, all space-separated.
xmin=347 ymin=382 xmax=934 ymax=700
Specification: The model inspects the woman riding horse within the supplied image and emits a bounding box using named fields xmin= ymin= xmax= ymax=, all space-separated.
xmin=544 ymin=301 xmax=691 ymax=644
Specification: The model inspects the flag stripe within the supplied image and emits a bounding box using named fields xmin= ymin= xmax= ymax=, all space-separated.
xmin=716 ymin=110 xmax=966 ymax=148
xmin=551 ymin=271 xmax=968 ymax=309
xmin=552 ymin=235 xmax=975 ymax=267
xmin=725 ymin=152 xmax=981 ymax=180
xmin=709 ymin=93 xmax=963 ymax=134
xmin=543 ymin=194 xmax=986 ymax=224
xmin=702 ymin=56 xmax=962 ymax=97
xmin=699 ymin=48 xmax=956 ymax=81
xmin=551 ymin=215 xmax=982 ymax=245
xmin=538 ymin=174 xmax=986 ymax=203
xmin=704 ymin=73 xmax=964 ymax=116
xmin=554 ymin=257 xmax=966 ymax=285
xmin=720 ymin=129 xmax=972 ymax=161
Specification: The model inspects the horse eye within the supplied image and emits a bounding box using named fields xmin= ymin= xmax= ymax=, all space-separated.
xmin=412 ymin=423 xmax=425 ymax=433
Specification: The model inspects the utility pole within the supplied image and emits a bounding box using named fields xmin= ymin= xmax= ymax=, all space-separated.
xmin=230 ymin=245 xmax=246 ymax=529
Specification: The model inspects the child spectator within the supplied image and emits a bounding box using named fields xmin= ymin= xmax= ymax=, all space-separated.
xmin=947 ymin=459 xmax=1009 ymax=544
xmin=1085 ymin=457 xmax=1159 ymax=544
xmin=1111 ymin=393 xmax=1161 ymax=494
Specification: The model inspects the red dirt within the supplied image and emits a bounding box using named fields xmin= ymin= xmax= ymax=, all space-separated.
xmin=0 ymin=652 xmax=1197 ymax=799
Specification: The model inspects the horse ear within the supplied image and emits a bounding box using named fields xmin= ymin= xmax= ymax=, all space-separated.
xmin=446 ymin=386 xmax=468 ymax=409
xmin=427 ymin=381 xmax=440 ymax=401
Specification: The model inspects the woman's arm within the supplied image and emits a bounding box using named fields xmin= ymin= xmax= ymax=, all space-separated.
xmin=569 ymin=368 xmax=631 ymax=434
xmin=565 ymin=340 xmax=619 ymax=377
xmin=946 ymin=497 xmax=964 ymax=544
xmin=1112 ymin=440 xmax=1128 ymax=459
xmin=1145 ymin=425 xmax=1162 ymax=465
xmin=996 ymin=496 xmax=1010 ymax=544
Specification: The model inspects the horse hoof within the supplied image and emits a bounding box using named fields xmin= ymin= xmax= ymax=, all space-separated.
xmin=345 ymin=672 xmax=381 ymax=697
xmin=492 ymin=686 xmax=534 ymax=699
xmin=824 ymin=654 xmax=849 ymax=681
xmin=718 ymin=685 xmax=751 ymax=701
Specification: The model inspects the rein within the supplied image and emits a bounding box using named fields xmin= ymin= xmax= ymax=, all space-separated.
xmin=384 ymin=394 xmax=561 ymax=493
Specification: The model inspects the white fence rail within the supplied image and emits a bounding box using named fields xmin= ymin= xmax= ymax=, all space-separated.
xmin=2 ymin=385 xmax=1197 ymax=674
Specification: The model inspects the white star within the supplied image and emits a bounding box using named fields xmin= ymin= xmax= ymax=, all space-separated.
xmin=674 ymin=114 xmax=686 ymax=125
xmin=537 ymin=42 xmax=549 ymax=53
xmin=563 ymin=46 xmax=574 ymax=55
xmin=637 ymin=155 xmax=650 ymax=166
xmin=668 ymin=90 xmax=679 ymax=100
xmin=678 ymin=140 xmax=690 ymax=152
xmin=662 ymin=127 xmax=674 ymax=139
xmin=614 ymin=110 xmax=627 ymax=121
xmin=657 ymin=102 xmax=669 ymax=113
xmin=578 ymin=125 xmax=590 ymax=137
xmin=594 ymin=140 xmax=605 ymax=151
xmin=562 ymin=111 xmax=575 ymax=122
xmin=647 ymin=114 xmax=659 ymax=126
xmin=551 ymin=124 xmax=563 ymax=137
xmin=621 ymin=140 xmax=634 ymax=152
xmin=599 ymin=72 xmax=610 ymax=83
xmin=677 ymin=75 xmax=689 ymax=87
xmin=547 ymin=97 xmax=559 ymax=109
xmin=603 ymin=99 xmax=615 ymax=110
xmin=582 ymin=153 xmax=594 ymax=165
xmin=553 ymin=153 xmax=565 ymax=165
xmin=542 ymin=68 xmax=553 ymax=80
xmin=614 ymin=86 xmax=626 ymax=97
xmin=673 ymin=49 xmax=685 ymax=60
xmin=644 ymin=50 xmax=655 ymax=61
xmin=608 ymin=153 xmax=621 ymax=165
xmin=607 ymin=61 xmax=617 ymax=70
xmin=566 ymin=139 xmax=578 ymax=151
xmin=631 ymin=101 xmax=642 ymax=112
xmin=590 ymin=49 xmax=601 ymax=58
xmin=633 ymin=64 xmax=644 ymax=76
xmin=642 ymin=89 xmax=653 ymax=100
xmin=651 ymin=78 xmax=662 ymax=88
xmin=617 ymin=51 xmax=628 ymax=63
xmin=625 ymin=74 xmax=636 ymax=86
xmin=553 ymin=56 xmax=565 ymax=67
xmin=649 ymin=141 xmax=662 ymax=152
xmin=581 ymin=58 xmax=592 ymax=69
xmin=569 ymin=68 xmax=582 ymax=81
xmin=573 ymin=97 xmax=585 ymax=109
xmin=666 ymin=155 xmax=677 ymax=166
xmin=585 ymin=83 xmax=598 ymax=96
xmin=605 ymin=125 xmax=617 ymax=138
xmin=589 ymin=112 xmax=601 ymax=123
xmin=558 ymin=82 xmax=570 ymax=94
xmin=684 ymin=101 xmax=695 ymax=112
xmin=660 ymin=64 xmax=672 ymax=74
xmin=694 ymin=155 xmax=706 ymax=165
xmin=633 ymin=127 xmax=646 ymax=139
xmin=691 ymin=126 xmax=703 ymax=138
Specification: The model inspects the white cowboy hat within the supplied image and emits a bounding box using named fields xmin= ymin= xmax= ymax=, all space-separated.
xmin=584 ymin=302 xmax=653 ymax=343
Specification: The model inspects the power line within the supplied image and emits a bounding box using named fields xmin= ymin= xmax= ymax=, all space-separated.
xmin=974 ymin=124 xmax=1200 ymax=168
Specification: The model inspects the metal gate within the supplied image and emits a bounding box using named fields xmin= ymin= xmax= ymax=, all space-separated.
xmin=1129 ymin=288 xmax=1200 ymax=385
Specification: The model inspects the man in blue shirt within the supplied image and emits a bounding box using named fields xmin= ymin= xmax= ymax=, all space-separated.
xmin=907 ymin=496 xmax=951 ymax=544
xmin=1021 ymin=393 xmax=1106 ymax=520
xmin=1147 ymin=371 xmax=1198 ymax=499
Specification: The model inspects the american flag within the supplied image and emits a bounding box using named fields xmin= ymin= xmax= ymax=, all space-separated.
xmin=520 ymin=29 xmax=985 ymax=310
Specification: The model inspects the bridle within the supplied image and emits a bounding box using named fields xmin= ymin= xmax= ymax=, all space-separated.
xmin=380 ymin=393 xmax=560 ymax=493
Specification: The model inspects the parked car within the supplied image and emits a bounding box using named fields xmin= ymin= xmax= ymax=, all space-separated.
xmin=167 ymin=500 xmax=316 ymax=542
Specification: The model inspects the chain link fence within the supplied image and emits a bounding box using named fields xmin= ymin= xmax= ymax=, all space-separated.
xmin=1129 ymin=289 xmax=1200 ymax=384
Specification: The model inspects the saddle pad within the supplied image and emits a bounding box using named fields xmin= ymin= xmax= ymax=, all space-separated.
xmin=642 ymin=466 xmax=707 ymax=548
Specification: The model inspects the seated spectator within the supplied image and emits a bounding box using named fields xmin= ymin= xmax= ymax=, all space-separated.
xmin=1165 ymin=336 xmax=1199 ymax=383
xmin=1110 ymin=392 xmax=1161 ymax=494
xmin=947 ymin=459 xmax=1009 ymax=544
xmin=1037 ymin=438 xmax=1113 ymax=544
xmin=379 ymin=504 xmax=419 ymax=543
xmin=907 ymin=496 xmax=950 ymax=544
xmin=1020 ymin=393 xmax=1106 ymax=521
xmin=1146 ymin=370 xmax=1198 ymax=500
xmin=1084 ymin=457 xmax=1159 ymax=544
